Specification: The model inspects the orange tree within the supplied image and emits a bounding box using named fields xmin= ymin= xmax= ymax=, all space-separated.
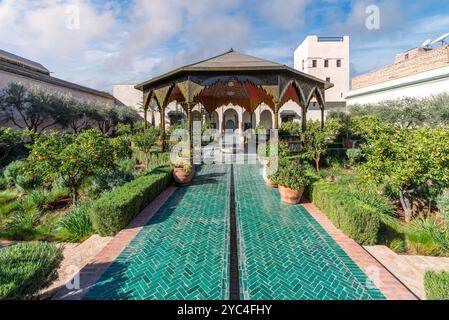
xmin=28 ymin=130 xmax=128 ymax=205
xmin=361 ymin=126 xmax=449 ymax=222
xmin=303 ymin=119 xmax=342 ymax=172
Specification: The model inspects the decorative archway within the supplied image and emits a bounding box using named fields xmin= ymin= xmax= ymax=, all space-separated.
xmin=136 ymin=49 xmax=331 ymax=154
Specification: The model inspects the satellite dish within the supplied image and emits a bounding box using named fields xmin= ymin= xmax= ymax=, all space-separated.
xmin=431 ymin=32 xmax=449 ymax=45
xmin=422 ymin=39 xmax=432 ymax=47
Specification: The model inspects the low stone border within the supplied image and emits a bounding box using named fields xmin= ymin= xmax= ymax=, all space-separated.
xmin=303 ymin=203 xmax=418 ymax=300
xmin=52 ymin=185 xmax=177 ymax=300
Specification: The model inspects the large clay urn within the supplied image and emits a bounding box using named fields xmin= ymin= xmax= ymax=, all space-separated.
xmin=279 ymin=185 xmax=304 ymax=205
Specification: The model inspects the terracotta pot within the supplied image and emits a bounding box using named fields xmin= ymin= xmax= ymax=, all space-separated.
xmin=279 ymin=185 xmax=304 ymax=205
xmin=173 ymin=166 xmax=194 ymax=186
xmin=262 ymin=162 xmax=278 ymax=188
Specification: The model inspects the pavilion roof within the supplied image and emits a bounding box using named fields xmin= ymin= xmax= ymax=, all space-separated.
xmin=135 ymin=49 xmax=330 ymax=91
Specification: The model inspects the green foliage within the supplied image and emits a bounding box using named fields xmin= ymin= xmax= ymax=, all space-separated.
xmin=115 ymin=157 xmax=135 ymax=173
xmin=346 ymin=148 xmax=362 ymax=166
xmin=86 ymin=170 xmax=134 ymax=199
xmin=271 ymin=159 xmax=314 ymax=191
xmin=307 ymin=180 xmax=381 ymax=245
xmin=303 ymin=119 xmax=343 ymax=172
xmin=0 ymin=242 xmax=63 ymax=300
xmin=28 ymin=130 xmax=121 ymax=205
xmin=91 ymin=166 xmax=172 ymax=236
xmin=59 ymin=202 xmax=93 ymax=242
xmin=28 ymin=188 xmax=50 ymax=212
xmin=349 ymin=94 xmax=449 ymax=128
xmin=131 ymin=127 xmax=159 ymax=168
xmin=424 ymin=271 xmax=449 ymax=300
xmin=0 ymin=127 xmax=23 ymax=166
xmin=361 ymin=126 xmax=449 ymax=221
xmin=405 ymin=218 xmax=449 ymax=256
xmin=4 ymin=209 xmax=40 ymax=240
xmin=279 ymin=121 xmax=301 ymax=136
xmin=3 ymin=160 xmax=41 ymax=191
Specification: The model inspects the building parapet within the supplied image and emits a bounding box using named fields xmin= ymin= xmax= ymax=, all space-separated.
xmin=352 ymin=45 xmax=449 ymax=90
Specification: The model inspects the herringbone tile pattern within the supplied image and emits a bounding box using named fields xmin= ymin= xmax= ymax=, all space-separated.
xmin=84 ymin=165 xmax=231 ymax=300
xmin=234 ymin=165 xmax=386 ymax=300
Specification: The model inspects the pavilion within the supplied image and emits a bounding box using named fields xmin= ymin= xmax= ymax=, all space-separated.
xmin=135 ymin=49 xmax=332 ymax=150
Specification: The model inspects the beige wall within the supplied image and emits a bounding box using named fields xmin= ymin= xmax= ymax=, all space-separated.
xmin=352 ymin=45 xmax=449 ymax=90
xmin=113 ymin=84 xmax=143 ymax=117
xmin=0 ymin=70 xmax=114 ymax=105
xmin=294 ymin=35 xmax=350 ymax=105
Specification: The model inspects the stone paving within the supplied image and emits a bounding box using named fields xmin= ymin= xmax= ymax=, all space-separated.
xmin=234 ymin=164 xmax=386 ymax=300
xmin=83 ymin=165 xmax=231 ymax=300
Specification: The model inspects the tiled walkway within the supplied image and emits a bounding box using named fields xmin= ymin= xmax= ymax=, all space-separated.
xmin=84 ymin=165 xmax=231 ymax=300
xmin=234 ymin=165 xmax=385 ymax=300
xmin=76 ymin=163 xmax=415 ymax=300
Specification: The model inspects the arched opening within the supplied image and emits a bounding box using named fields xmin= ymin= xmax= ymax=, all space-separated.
xmin=242 ymin=110 xmax=256 ymax=130
xmin=260 ymin=110 xmax=273 ymax=129
xmin=223 ymin=108 xmax=238 ymax=131
xmin=206 ymin=111 xmax=219 ymax=130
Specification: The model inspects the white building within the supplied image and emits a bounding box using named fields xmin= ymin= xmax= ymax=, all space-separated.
xmin=347 ymin=45 xmax=449 ymax=105
xmin=294 ymin=35 xmax=350 ymax=110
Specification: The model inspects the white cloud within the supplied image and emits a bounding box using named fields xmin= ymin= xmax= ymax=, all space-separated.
xmin=259 ymin=0 xmax=310 ymax=29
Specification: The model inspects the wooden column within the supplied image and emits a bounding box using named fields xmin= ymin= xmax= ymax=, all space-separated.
xmin=274 ymin=102 xmax=280 ymax=130
xmin=187 ymin=102 xmax=193 ymax=160
xmin=160 ymin=105 xmax=166 ymax=151
xmin=320 ymin=106 xmax=325 ymax=130
xmin=143 ymin=93 xmax=151 ymax=130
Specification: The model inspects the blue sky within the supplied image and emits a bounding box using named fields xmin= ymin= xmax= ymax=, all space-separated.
xmin=1 ymin=0 xmax=449 ymax=92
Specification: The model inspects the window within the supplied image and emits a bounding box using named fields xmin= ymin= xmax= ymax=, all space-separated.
xmin=336 ymin=59 xmax=342 ymax=68
xmin=312 ymin=60 xmax=317 ymax=68
xmin=326 ymin=77 xmax=331 ymax=83
xmin=324 ymin=60 xmax=329 ymax=68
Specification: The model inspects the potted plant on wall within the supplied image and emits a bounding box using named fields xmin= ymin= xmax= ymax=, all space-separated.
xmin=273 ymin=159 xmax=311 ymax=205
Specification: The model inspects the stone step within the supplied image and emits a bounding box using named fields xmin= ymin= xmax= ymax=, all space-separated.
xmin=364 ymin=245 xmax=449 ymax=299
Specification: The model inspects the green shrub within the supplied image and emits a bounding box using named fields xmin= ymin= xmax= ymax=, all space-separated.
xmin=0 ymin=242 xmax=63 ymax=300
xmin=3 ymin=161 xmax=41 ymax=192
xmin=115 ymin=157 xmax=135 ymax=173
xmin=346 ymin=148 xmax=362 ymax=166
xmin=29 ymin=188 xmax=50 ymax=212
xmin=424 ymin=271 xmax=449 ymax=300
xmin=59 ymin=202 xmax=93 ymax=242
xmin=279 ymin=121 xmax=301 ymax=136
xmin=91 ymin=166 xmax=172 ymax=236
xmin=86 ymin=170 xmax=134 ymax=199
xmin=405 ymin=218 xmax=449 ymax=256
xmin=307 ymin=180 xmax=381 ymax=245
xmin=4 ymin=209 xmax=40 ymax=240
xmin=0 ymin=175 xmax=7 ymax=190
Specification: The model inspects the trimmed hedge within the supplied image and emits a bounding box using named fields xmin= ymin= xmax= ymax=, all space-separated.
xmin=0 ymin=242 xmax=63 ymax=300
xmin=307 ymin=180 xmax=380 ymax=245
xmin=424 ymin=271 xmax=449 ymax=300
xmin=91 ymin=166 xmax=172 ymax=236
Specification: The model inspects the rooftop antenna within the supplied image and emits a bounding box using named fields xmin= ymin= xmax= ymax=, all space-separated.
xmin=421 ymin=39 xmax=432 ymax=48
xmin=431 ymin=32 xmax=449 ymax=46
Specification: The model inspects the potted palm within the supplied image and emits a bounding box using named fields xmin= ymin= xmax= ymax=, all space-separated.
xmin=258 ymin=141 xmax=278 ymax=188
xmin=273 ymin=159 xmax=311 ymax=205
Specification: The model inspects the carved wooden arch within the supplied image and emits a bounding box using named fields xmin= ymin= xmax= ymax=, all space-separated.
xmin=306 ymin=87 xmax=325 ymax=109
xmin=279 ymin=80 xmax=307 ymax=109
